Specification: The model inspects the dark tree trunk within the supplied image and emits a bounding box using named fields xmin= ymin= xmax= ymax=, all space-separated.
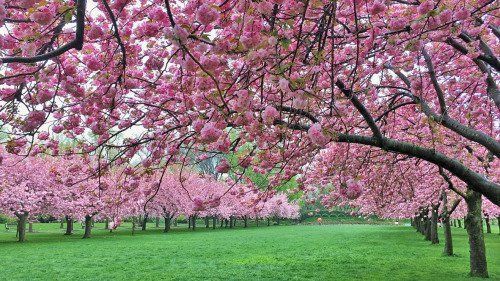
xmin=224 ymin=219 xmax=228 ymax=228
xmin=65 ymin=216 xmax=73 ymax=235
xmin=220 ymin=219 xmax=224 ymax=228
xmin=464 ymin=188 xmax=488 ymax=278
xmin=142 ymin=213 xmax=148 ymax=231
xmin=244 ymin=216 xmax=248 ymax=228
xmin=229 ymin=217 xmax=234 ymax=228
xmin=464 ymin=216 xmax=467 ymax=230
xmin=60 ymin=219 xmax=64 ymax=229
xmin=188 ymin=216 xmax=192 ymax=229
xmin=441 ymin=191 xmax=453 ymax=256
xmin=277 ymin=217 xmax=281 ymax=225
xmin=28 ymin=221 xmax=34 ymax=233
xmin=164 ymin=213 xmax=171 ymax=233
xmin=205 ymin=217 xmax=209 ymax=228
xmin=453 ymin=219 xmax=457 ymax=227
xmin=105 ymin=219 xmax=109 ymax=230
xmin=82 ymin=215 xmax=92 ymax=239
xmin=212 ymin=217 xmax=216 ymax=229
xmin=458 ymin=219 xmax=462 ymax=228
xmin=156 ymin=217 xmax=160 ymax=228
xmin=484 ymin=217 xmax=491 ymax=234
xmin=267 ymin=218 xmax=270 ymax=226
xmin=191 ymin=215 xmax=196 ymax=231
xmin=16 ymin=212 xmax=28 ymax=242
xmin=425 ymin=217 xmax=432 ymax=241
xmin=430 ymin=205 xmax=439 ymax=244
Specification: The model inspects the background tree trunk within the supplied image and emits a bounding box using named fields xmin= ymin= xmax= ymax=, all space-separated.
xmin=16 ymin=212 xmax=28 ymax=242
xmin=60 ymin=219 xmax=64 ymax=229
xmin=244 ymin=216 xmax=248 ymax=228
xmin=484 ymin=217 xmax=491 ymax=234
xmin=65 ymin=216 xmax=73 ymax=235
xmin=164 ymin=214 xmax=171 ymax=233
xmin=425 ymin=217 xmax=432 ymax=241
xmin=188 ymin=216 xmax=192 ymax=229
xmin=82 ymin=215 xmax=92 ymax=239
xmin=212 ymin=217 xmax=216 ymax=229
xmin=155 ymin=217 xmax=160 ymax=228
xmin=28 ymin=221 xmax=34 ymax=233
xmin=205 ymin=217 xmax=209 ymax=228
xmin=141 ymin=213 xmax=148 ymax=231
xmin=441 ymin=191 xmax=452 ymax=255
xmin=104 ymin=219 xmax=109 ymax=230
xmin=192 ymin=215 xmax=196 ymax=231
xmin=458 ymin=220 xmax=462 ymax=228
xmin=464 ymin=188 xmax=488 ymax=278
xmin=430 ymin=205 xmax=439 ymax=244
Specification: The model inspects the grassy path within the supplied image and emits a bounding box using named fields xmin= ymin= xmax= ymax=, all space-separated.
xmin=0 ymin=223 xmax=498 ymax=280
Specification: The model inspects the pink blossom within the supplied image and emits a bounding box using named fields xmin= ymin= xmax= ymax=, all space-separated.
xmin=262 ymin=106 xmax=279 ymax=125
xmin=417 ymin=1 xmax=434 ymax=15
xmin=215 ymin=159 xmax=231 ymax=173
xmin=30 ymin=7 xmax=54 ymax=25
xmin=200 ymin=122 xmax=222 ymax=143
xmin=22 ymin=111 xmax=46 ymax=132
xmin=307 ymin=123 xmax=330 ymax=147
xmin=369 ymin=1 xmax=386 ymax=15
xmin=196 ymin=4 xmax=219 ymax=25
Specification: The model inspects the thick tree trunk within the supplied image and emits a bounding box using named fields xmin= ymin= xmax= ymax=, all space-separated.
xmin=425 ymin=217 xmax=432 ymax=241
xmin=156 ymin=217 xmax=160 ymax=228
xmin=191 ymin=215 xmax=196 ymax=231
xmin=484 ymin=217 xmax=491 ymax=234
xmin=82 ymin=215 xmax=92 ymax=239
xmin=28 ymin=221 xmax=34 ymax=233
xmin=212 ymin=217 xmax=216 ymax=229
xmin=464 ymin=188 xmax=488 ymax=278
xmin=188 ymin=216 xmax=192 ymax=229
xmin=164 ymin=214 xmax=171 ymax=233
xmin=105 ymin=219 xmax=109 ymax=230
xmin=244 ymin=216 xmax=248 ymax=228
xmin=65 ymin=216 xmax=73 ymax=235
xmin=430 ymin=205 xmax=439 ymax=244
xmin=142 ymin=213 xmax=148 ymax=231
xmin=441 ymin=191 xmax=453 ymax=256
xmin=16 ymin=212 xmax=28 ymax=242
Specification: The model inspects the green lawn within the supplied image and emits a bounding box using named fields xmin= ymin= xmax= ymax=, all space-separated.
xmin=0 ymin=223 xmax=498 ymax=280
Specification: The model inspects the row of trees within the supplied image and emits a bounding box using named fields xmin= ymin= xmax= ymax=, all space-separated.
xmin=0 ymin=152 xmax=299 ymax=241
xmin=0 ymin=0 xmax=498 ymax=278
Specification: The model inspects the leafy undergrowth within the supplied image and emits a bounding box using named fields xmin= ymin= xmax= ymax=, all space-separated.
xmin=0 ymin=223 xmax=498 ymax=280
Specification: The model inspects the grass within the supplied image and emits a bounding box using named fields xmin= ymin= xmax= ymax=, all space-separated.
xmin=0 ymin=222 xmax=498 ymax=280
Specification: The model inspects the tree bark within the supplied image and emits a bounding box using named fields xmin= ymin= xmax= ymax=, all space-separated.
xmin=464 ymin=188 xmax=488 ymax=278
xmin=105 ymin=219 xmax=109 ymax=230
xmin=425 ymin=217 xmax=432 ymax=241
xmin=244 ymin=216 xmax=248 ymax=228
xmin=441 ymin=192 xmax=453 ymax=256
xmin=65 ymin=216 xmax=73 ymax=235
xmin=191 ymin=215 xmax=196 ymax=231
xmin=142 ymin=213 xmax=148 ymax=231
xmin=229 ymin=217 xmax=234 ymax=228
xmin=430 ymin=205 xmax=439 ymax=244
xmin=82 ymin=215 xmax=92 ymax=239
xmin=16 ymin=212 xmax=28 ymax=242
xmin=188 ymin=215 xmax=192 ymax=229
xmin=205 ymin=217 xmax=209 ymax=228
xmin=453 ymin=219 xmax=457 ymax=227
xmin=212 ymin=217 xmax=216 ymax=229
xmin=28 ymin=221 xmax=34 ymax=233
xmin=267 ymin=218 xmax=270 ymax=226
xmin=164 ymin=213 xmax=171 ymax=233
xmin=484 ymin=216 xmax=491 ymax=234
